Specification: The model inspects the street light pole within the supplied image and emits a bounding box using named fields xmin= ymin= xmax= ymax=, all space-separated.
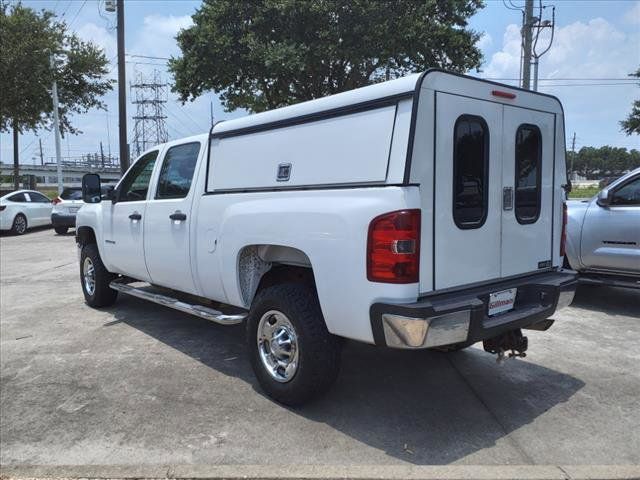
xmin=117 ymin=0 xmax=128 ymax=174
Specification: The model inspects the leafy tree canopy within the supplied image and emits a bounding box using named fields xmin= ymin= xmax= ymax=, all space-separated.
xmin=0 ymin=2 xmax=113 ymax=135
xmin=620 ymin=67 xmax=640 ymax=136
xmin=170 ymin=0 xmax=484 ymax=112
xmin=566 ymin=145 xmax=640 ymax=179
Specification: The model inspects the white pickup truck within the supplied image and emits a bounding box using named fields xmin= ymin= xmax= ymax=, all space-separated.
xmin=77 ymin=70 xmax=577 ymax=405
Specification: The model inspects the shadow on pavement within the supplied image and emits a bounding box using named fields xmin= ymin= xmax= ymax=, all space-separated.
xmin=571 ymin=284 xmax=640 ymax=318
xmin=111 ymin=295 xmax=584 ymax=464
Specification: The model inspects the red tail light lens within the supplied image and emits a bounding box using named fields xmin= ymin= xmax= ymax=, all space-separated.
xmin=52 ymin=197 xmax=61 ymax=205
xmin=560 ymin=202 xmax=568 ymax=257
xmin=367 ymin=209 xmax=421 ymax=283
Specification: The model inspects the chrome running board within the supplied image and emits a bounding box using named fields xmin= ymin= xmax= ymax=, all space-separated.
xmin=109 ymin=279 xmax=246 ymax=325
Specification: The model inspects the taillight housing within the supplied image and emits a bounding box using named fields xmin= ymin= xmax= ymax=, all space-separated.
xmin=367 ymin=209 xmax=421 ymax=283
xmin=0 ymin=205 xmax=5 ymax=211
xmin=560 ymin=202 xmax=568 ymax=257
xmin=52 ymin=197 xmax=62 ymax=205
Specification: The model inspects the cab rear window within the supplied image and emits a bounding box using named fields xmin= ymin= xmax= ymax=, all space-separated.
xmin=453 ymin=115 xmax=489 ymax=229
xmin=61 ymin=188 xmax=83 ymax=200
xmin=514 ymin=124 xmax=542 ymax=224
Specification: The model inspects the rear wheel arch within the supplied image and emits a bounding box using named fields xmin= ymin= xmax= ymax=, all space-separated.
xmin=237 ymin=244 xmax=316 ymax=308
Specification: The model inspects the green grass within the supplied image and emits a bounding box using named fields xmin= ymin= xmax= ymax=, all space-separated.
xmin=39 ymin=188 xmax=59 ymax=200
xmin=568 ymin=186 xmax=599 ymax=199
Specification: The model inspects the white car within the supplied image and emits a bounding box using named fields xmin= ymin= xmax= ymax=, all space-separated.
xmin=51 ymin=187 xmax=84 ymax=234
xmin=0 ymin=190 xmax=53 ymax=235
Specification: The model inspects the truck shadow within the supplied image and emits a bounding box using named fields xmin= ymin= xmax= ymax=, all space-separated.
xmin=571 ymin=284 xmax=640 ymax=318
xmin=111 ymin=296 xmax=584 ymax=464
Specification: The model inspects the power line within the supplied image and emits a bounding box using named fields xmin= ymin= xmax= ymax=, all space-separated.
xmin=68 ymin=0 xmax=88 ymax=29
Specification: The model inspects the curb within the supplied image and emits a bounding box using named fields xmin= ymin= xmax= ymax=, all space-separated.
xmin=1 ymin=465 xmax=640 ymax=480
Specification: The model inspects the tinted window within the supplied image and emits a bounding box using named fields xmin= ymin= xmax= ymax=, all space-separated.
xmin=30 ymin=192 xmax=51 ymax=203
xmin=611 ymin=176 xmax=640 ymax=206
xmin=118 ymin=151 xmax=159 ymax=202
xmin=61 ymin=188 xmax=83 ymax=200
xmin=453 ymin=115 xmax=489 ymax=229
xmin=156 ymin=143 xmax=200 ymax=199
xmin=8 ymin=193 xmax=27 ymax=202
xmin=515 ymin=124 xmax=542 ymax=224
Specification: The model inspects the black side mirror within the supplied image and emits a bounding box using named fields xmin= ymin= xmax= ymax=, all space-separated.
xmin=82 ymin=174 xmax=102 ymax=204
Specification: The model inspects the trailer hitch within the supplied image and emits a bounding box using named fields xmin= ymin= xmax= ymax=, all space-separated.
xmin=483 ymin=329 xmax=528 ymax=363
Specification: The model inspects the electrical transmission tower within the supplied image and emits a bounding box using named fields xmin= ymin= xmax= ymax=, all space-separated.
xmin=130 ymin=70 xmax=169 ymax=156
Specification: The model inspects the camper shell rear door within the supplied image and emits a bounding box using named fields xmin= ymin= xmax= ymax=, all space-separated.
xmin=408 ymin=71 xmax=565 ymax=295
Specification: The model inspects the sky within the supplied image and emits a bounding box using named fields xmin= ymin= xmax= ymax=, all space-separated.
xmin=1 ymin=0 xmax=639 ymax=166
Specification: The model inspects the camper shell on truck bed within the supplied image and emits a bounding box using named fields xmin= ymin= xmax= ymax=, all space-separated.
xmin=77 ymin=69 xmax=576 ymax=405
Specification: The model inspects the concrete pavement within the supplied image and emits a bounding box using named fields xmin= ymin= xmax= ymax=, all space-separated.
xmin=1 ymin=228 xmax=639 ymax=474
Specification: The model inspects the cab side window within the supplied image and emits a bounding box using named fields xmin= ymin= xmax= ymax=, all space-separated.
xmin=453 ymin=115 xmax=489 ymax=229
xmin=611 ymin=176 xmax=640 ymax=206
xmin=156 ymin=142 xmax=200 ymax=199
xmin=118 ymin=150 xmax=159 ymax=202
xmin=514 ymin=124 xmax=542 ymax=224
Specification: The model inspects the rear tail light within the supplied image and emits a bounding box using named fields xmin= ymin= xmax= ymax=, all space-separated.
xmin=0 ymin=205 xmax=5 ymax=211
xmin=367 ymin=209 xmax=421 ymax=283
xmin=52 ymin=197 xmax=62 ymax=205
xmin=560 ymin=202 xmax=568 ymax=257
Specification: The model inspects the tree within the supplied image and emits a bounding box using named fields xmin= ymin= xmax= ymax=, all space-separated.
xmin=0 ymin=3 xmax=112 ymax=189
xmin=170 ymin=0 xmax=484 ymax=113
xmin=620 ymin=68 xmax=640 ymax=136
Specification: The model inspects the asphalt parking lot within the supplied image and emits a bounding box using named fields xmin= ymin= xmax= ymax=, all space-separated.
xmin=1 ymin=228 xmax=639 ymax=472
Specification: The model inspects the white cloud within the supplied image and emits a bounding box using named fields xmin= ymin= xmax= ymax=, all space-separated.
xmin=476 ymin=32 xmax=493 ymax=52
xmin=480 ymin=17 xmax=640 ymax=148
xmin=624 ymin=1 xmax=640 ymax=24
xmin=76 ymin=22 xmax=117 ymax=61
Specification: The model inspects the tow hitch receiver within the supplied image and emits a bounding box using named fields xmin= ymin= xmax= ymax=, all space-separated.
xmin=483 ymin=329 xmax=528 ymax=363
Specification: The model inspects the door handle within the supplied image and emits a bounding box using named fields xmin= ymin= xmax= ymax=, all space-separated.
xmin=503 ymin=187 xmax=514 ymax=211
xmin=169 ymin=211 xmax=187 ymax=221
xmin=129 ymin=212 xmax=142 ymax=220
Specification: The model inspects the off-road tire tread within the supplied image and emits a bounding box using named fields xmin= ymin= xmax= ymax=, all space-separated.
xmin=81 ymin=243 xmax=118 ymax=308
xmin=247 ymin=282 xmax=342 ymax=406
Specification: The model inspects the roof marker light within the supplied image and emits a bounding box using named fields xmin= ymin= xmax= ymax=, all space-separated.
xmin=491 ymin=90 xmax=517 ymax=99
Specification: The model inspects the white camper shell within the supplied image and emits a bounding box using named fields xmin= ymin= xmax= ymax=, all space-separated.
xmin=77 ymin=69 xmax=577 ymax=405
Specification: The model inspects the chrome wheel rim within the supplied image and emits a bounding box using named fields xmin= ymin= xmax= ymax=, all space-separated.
xmin=83 ymin=257 xmax=96 ymax=296
xmin=14 ymin=216 xmax=26 ymax=234
xmin=257 ymin=310 xmax=299 ymax=383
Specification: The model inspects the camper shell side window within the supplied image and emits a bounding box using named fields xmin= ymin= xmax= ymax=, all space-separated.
xmin=452 ymin=115 xmax=489 ymax=230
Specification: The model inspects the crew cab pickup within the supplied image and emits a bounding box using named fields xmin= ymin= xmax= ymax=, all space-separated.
xmin=77 ymin=70 xmax=577 ymax=405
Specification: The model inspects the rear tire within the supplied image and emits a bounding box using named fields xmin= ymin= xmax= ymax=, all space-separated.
xmin=11 ymin=214 xmax=27 ymax=235
xmin=54 ymin=226 xmax=68 ymax=235
xmin=80 ymin=243 xmax=118 ymax=307
xmin=435 ymin=341 xmax=475 ymax=352
xmin=246 ymin=282 xmax=342 ymax=406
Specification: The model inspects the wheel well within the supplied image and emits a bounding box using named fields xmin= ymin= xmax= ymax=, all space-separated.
xmin=237 ymin=245 xmax=314 ymax=307
xmin=76 ymin=226 xmax=97 ymax=246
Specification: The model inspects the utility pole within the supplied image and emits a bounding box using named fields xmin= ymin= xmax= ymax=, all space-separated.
xmin=116 ymin=0 xmax=128 ymax=174
xmin=100 ymin=141 xmax=105 ymax=168
xmin=12 ymin=127 xmax=19 ymax=190
xmin=570 ymin=132 xmax=576 ymax=181
xmin=210 ymin=101 xmax=214 ymax=129
xmin=39 ymin=138 xmax=44 ymax=166
xmin=51 ymin=55 xmax=63 ymax=195
xmin=521 ymin=0 xmax=534 ymax=90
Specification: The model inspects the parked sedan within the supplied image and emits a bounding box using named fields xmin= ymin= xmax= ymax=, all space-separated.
xmin=0 ymin=190 xmax=53 ymax=235
xmin=565 ymin=167 xmax=640 ymax=288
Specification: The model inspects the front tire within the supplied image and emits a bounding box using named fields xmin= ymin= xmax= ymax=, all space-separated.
xmin=246 ymin=283 xmax=342 ymax=406
xmin=80 ymin=243 xmax=118 ymax=307
xmin=11 ymin=214 xmax=27 ymax=235
xmin=54 ymin=226 xmax=68 ymax=235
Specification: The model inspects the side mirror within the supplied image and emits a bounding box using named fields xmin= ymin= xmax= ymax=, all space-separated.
xmin=596 ymin=188 xmax=611 ymax=207
xmin=82 ymin=174 xmax=102 ymax=204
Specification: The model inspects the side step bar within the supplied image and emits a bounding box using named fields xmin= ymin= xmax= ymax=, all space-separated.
xmin=109 ymin=279 xmax=247 ymax=325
